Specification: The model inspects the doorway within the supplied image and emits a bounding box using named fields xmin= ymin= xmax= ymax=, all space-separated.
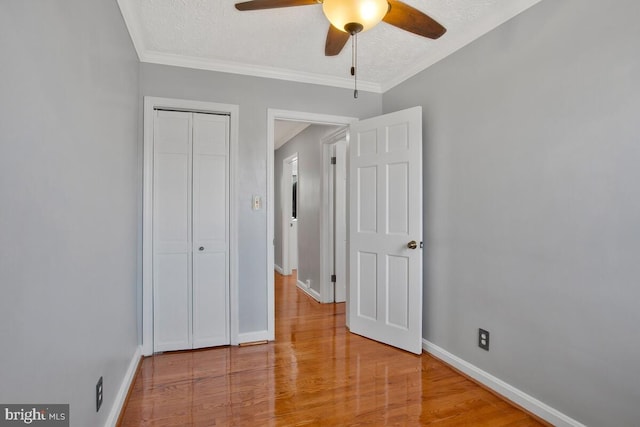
xmin=267 ymin=110 xmax=357 ymax=340
xmin=321 ymin=129 xmax=347 ymax=303
xmin=280 ymin=153 xmax=299 ymax=276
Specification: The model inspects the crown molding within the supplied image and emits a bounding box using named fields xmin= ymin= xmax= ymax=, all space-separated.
xmin=118 ymin=0 xmax=541 ymax=94
xmin=140 ymin=50 xmax=383 ymax=94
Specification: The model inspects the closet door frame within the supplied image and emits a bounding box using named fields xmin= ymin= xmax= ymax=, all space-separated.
xmin=142 ymin=96 xmax=239 ymax=356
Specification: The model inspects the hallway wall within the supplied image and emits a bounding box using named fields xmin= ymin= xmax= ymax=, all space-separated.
xmin=274 ymin=125 xmax=340 ymax=296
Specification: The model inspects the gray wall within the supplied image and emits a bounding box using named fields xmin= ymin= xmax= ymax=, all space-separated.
xmin=0 ymin=0 xmax=139 ymax=426
xmin=274 ymin=125 xmax=341 ymax=294
xmin=383 ymin=1 xmax=640 ymax=425
xmin=140 ymin=63 xmax=382 ymax=333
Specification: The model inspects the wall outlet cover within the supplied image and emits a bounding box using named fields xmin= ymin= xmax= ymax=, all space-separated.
xmin=478 ymin=328 xmax=490 ymax=351
xmin=96 ymin=376 xmax=103 ymax=412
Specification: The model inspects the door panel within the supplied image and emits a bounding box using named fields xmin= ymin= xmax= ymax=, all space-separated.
xmin=349 ymin=107 xmax=423 ymax=354
xmin=154 ymin=254 xmax=191 ymax=351
xmin=153 ymin=110 xmax=230 ymax=353
xmin=192 ymin=113 xmax=230 ymax=348
xmin=153 ymin=110 xmax=193 ymax=352
xmin=386 ymin=123 xmax=409 ymax=152
xmin=387 ymin=254 xmax=409 ymax=329
xmin=357 ymin=251 xmax=378 ymax=320
xmin=194 ymin=154 xmax=227 ymax=248
xmin=357 ymin=129 xmax=378 ymax=156
xmin=155 ymin=154 xmax=190 ymax=247
xmin=357 ymin=167 xmax=377 ymax=233
xmin=289 ymin=219 xmax=298 ymax=270
xmin=193 ymin=252 xmax=228 ymax=348
xmin=387 ymin=162 xmax=409 ymax=235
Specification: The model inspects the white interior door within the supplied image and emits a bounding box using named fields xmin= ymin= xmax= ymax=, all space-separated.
xmin=281 ymin=153 xmax=298 ymax=276
xmin=290 ymin=157 xmax=298 ymax=271
xmin=192 ymin=113 xmax=230 ymax=348
xmin=153 ymin=110 xmax=230 ymax=353
xmin=348 ymin=107 xmax=423 ymax=354
xmin=289 ymin=219 xmax=298 ymax=270
xmin=334 ymin=141 xmax=347 ymax=302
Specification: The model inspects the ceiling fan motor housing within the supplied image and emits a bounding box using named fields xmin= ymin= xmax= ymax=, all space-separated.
xmin=235 ymin=0 xmax=447 ymax=57
xmin=344 ymin=22 xmax=364 ymax=34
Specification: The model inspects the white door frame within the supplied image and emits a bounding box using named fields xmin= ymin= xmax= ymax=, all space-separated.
xmin=142 ymin=96 xmax=240 ymax=356
xmin=267 ymin=109 xmax=357 ymax=340
xmin=320 ymin=128 xmax=348 ymax=303
xmin=281 ymin=152 xmax=298 ymax=276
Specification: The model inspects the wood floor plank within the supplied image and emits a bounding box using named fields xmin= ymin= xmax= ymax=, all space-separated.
xmin=119 ymin=272 xmax=548 ymax=426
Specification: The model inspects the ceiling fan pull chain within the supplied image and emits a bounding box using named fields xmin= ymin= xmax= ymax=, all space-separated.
xmin=352 ymin=32 xmax=358 ymax=99
xmin=351 ymin=32 xmax=355 ymax=76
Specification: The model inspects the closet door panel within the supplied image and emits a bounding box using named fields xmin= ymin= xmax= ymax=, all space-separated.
xmin=192 ymin=113 xmax=230 ymax=347
xmin=154 ymin=254 xmax=191 ymax=351
xmin=193 ymin=253 xmax=228 ymax=348
xmin=153 ymin=110 xmax=193 ymax=352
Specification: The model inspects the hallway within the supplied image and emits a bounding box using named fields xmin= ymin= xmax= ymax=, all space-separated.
xmin=119 ymin=272 xmax=546 ymax=425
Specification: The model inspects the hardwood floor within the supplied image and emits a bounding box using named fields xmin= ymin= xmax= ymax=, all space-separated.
xmin=120 ymin=272 xmax=547 ymax=426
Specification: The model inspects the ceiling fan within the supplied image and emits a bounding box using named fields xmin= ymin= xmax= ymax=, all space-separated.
xmin=234 ymin=0 xmax=447 ymax=56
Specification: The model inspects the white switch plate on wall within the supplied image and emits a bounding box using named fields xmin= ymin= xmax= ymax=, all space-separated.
xmin=252 ymin=195 xmax=262 ymax=210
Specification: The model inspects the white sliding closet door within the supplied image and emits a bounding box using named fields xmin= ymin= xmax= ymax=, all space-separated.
xmin=153 ymin=110 xmax=230 ymax=353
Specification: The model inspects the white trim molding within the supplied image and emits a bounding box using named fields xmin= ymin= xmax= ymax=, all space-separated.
xmin=105 ymin=346 xmax=142 ymax=427
xmin=274 ymin=264 xmax=284 ymax=275
xmin=140 ymin=51 xmax=382 ymax=94
xmin=142 ymin=96 xmax=240 ymax=355
xmin=117 ymin=0 xmax=541 ymax=93
xmin=422 ymin=340 xmax=587 ymax=427
xmin=238 ymin=330 xmax=270 ymax=344
xmin=297 ymin=280 xmax=321 ymax=302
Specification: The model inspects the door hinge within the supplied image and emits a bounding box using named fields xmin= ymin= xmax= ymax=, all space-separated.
xmin=331 ymin=156 xmax=337 ymax=165
xmin=331 ymin=274 xmax=337 ymax=283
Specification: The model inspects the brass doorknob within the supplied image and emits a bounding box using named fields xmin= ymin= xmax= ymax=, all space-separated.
xmin=407 ymin=240 xmax=417 ymax=250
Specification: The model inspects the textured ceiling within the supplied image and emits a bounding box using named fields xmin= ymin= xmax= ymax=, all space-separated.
xmin=118 ymin=0 xmax=542 ymax=92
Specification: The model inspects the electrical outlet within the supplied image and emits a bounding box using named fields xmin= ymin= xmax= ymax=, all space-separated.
xmin=478 ymin=328 xmax=490 ymax=351
xmin=96 ymin=376 xmax=103 ymax=412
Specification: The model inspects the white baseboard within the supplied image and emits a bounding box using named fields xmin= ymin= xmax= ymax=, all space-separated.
xmin=297 ymin=280 xmax=321 ymax=302
xmin=105 ymin=345 xmax=142 ymax=427
xmin=238 ymin=330 xmax=270 ymax=344
xmin=422 ymin=340 xmax=586 ymax=427
xmin=274 ymin=264 xmax=284 ymax=275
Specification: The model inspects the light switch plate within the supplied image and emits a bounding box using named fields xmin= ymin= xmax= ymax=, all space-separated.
xmin=252 ymin=195 xmax=262 ymax=210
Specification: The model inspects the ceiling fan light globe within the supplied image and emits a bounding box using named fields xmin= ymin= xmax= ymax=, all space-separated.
xmin=322 ymin=0 xmax=388 ymax=33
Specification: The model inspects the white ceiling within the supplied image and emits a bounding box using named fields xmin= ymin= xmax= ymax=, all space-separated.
xmin=118 ymin=0 xmax=541 ymax=93
xmin=274 ymin=120 xmax=311 ymax=150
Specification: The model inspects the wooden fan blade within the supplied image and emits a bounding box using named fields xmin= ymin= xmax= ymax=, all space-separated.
xmin=325 ymin=25 xmax=350 ymax=56
xmin=235 ymin=0 xmax=318 ymax=11
xmin=383 ymin=0 xmax=446 ymax=39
